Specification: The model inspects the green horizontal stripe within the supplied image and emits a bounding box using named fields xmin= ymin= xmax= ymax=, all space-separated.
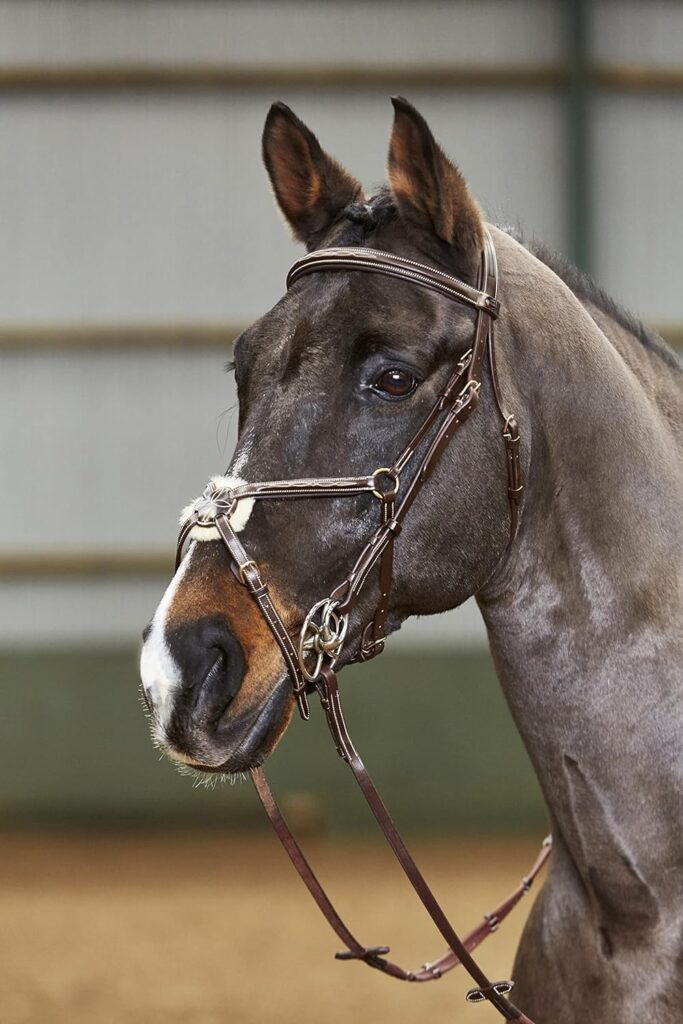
xmin=0 ymin=647 xmax=545 ymax=833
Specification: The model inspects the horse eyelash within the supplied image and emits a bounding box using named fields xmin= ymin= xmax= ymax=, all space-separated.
xmin=225 ymin=359 xmax=236 ymax=374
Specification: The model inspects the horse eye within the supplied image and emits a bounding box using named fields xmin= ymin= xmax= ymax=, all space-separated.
xmin=372 ymin=368 xmax=418 ymax=399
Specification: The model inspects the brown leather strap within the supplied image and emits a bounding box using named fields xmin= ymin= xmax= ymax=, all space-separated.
xmin=393 ymin=349 xmax=473 ymax=474
xmin=251 ymin=665 xmax=549 ymax=1017
xmin=215 ymin=516 xmax=311 ymax=719
xmin=421 ymin=835 xmax=551 ymax=978
xmin=482 ymin=236 xmax=523 ymax=542
xmin=330 ymin=374 xmax=483 ymax=623
xmin=287 ymin=246 xmax=500 ymax=318
xmin=252 ymin=766 xmax=550 ymax=986
xmin=228 ymin=475 xmax=378 ymax=502
xmin=314 ymin=666 xmax=526 ymax=1019
xmin=360 ymin=497 xmax=397 ymax=660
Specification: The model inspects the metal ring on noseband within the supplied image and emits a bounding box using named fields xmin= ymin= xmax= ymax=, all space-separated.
xmin=371 ymin=467 xmax=400 ymax=501
xmin=298 ymin=598 xmax=349 ymax=683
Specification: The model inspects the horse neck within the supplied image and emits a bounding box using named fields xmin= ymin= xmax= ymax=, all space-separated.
xmin=477 ymin=232 xmax=683 ymax=925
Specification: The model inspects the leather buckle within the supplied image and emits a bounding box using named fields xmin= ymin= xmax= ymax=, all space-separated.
xmin=502 ymin=413 xmax=520 ymax=440
xmin=238 ymin=560 xmax=259 ymax=586
xmin=458 ymin=378 xmax=481 ymax=401
xmin=360 ymin=637 xmax=385 ymax=661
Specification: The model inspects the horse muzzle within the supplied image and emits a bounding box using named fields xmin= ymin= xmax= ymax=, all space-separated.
xmin=140 ymin=614 xmax=291 ymax=772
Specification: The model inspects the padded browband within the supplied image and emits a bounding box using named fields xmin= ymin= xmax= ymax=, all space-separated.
xmin=287 ymin=245 xmax=501 ymax=316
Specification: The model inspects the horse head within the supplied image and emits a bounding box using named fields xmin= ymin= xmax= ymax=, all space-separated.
xmin=140 ymin=98 xmax=520 ymax=774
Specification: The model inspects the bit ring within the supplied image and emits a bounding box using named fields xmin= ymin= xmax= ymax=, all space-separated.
xmin=298 ymin=599 xmax=349 ymax=683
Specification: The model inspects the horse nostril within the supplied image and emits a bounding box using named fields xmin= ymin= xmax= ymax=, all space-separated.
xmin=206 ymin=650 xmax=226 ymax=685
xmin=188 ymin=648 xmax=224 ymax=690
xmin=194 ymin=649 xmax=231 ymax=725
xmin=166 ymin=616 xmax=246 ymax=733
xmin=193 ymin=644 xmax=243 ymax=727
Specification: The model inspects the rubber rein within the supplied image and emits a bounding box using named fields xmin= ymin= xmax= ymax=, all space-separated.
xmin=176 ymin=230 xmax=549 ymax=1021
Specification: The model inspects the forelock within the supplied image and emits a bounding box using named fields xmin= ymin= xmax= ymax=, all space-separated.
xmin=331 ymin=188 xmax=399 ymax=247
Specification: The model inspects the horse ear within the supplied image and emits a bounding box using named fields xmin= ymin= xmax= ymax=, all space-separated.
xmin=262 ymin=102 xmax=365 ymax=249
xmin=387 ymin=96 xmax=483 ymax=269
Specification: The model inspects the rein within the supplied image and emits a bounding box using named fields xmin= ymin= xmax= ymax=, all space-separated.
xmin=176 ymin=231 xmax=548 ymax=1022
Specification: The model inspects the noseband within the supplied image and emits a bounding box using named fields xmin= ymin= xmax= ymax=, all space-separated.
xmin=175 ymin=231 xmax=547 ymax=1023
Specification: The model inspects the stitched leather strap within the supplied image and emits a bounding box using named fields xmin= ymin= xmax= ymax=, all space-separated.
xmin=250 ymin=665 xmax=549 ymax=1019
xmin=251 ymin=765 xmax=550 ymax=986
xmin=287 ymin=245 xmax=500 ymax=317
xmin=315 ymin=665 xmax=524 ymax=1019
xmin=214 ymin=516 xmax=311 ymax=719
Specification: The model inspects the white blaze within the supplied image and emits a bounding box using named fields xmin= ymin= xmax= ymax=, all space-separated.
xmin=139 ymin=548 xmax=193 ymax=736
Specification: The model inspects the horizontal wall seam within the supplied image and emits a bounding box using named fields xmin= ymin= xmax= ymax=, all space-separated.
xmin=0 ymin=63 xmax=681 ymax=93
xmin=0 ymin=63 xmax=568 ymax=91
xmin=0 ymin=322 xmax=681 ymax=350
xmin=0 ymin=552 xmax=172 ymax=578
xmin=0 ymin=323 xmax=245 ymax=350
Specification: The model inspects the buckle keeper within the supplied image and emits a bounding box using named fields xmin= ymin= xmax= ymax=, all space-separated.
xmin=466 ymin=979 xmax=515 ymax=1003
xmin=336 ymin=945 xmax=391 ymax=966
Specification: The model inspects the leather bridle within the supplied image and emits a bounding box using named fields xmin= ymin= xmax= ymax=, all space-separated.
xmin=175 ymin=230 xmax=549 ymax=1022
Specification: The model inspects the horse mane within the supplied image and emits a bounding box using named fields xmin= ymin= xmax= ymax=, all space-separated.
xmin=509 ymin=230 xmax=682 ymax=373
xmin=335 ymin=190 xmax=681 ymax=373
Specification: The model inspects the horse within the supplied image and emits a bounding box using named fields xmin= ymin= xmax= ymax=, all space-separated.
xmin=140 ymin=97 xmax=683 ymax=1023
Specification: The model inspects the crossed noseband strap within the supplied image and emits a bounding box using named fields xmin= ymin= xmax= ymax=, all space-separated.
xmin=175 ymin=232 xmax=545 ymax=1023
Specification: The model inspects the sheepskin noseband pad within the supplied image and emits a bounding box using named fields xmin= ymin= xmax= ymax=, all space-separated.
xmin=179 ymin=476 xmax=255 ymax=542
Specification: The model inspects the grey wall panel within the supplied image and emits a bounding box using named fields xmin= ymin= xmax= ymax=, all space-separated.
xmin=0 ymin=579 xmax=166 ymax=646
xmin=593 ymin=94 xmax=683 ymax=321
xmin=0 ymin=578 xmax=487 ymax=647
xmin=0 ymin=90 xmax=567 ymax=321
xmin=3 ymin=349 xmax=237 ymax=548
xmin=0 ymin=0 xmax=561 ymax=67
xmin=594 ymin=1 xmax=683 ymax=66
xmin=5 ymin=0 xmax=680 ymax=654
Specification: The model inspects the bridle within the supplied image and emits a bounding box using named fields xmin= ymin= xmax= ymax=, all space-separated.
xmin=175 ymin=230 xmax=548 ymax=1023
xmin=178 ymin=231 xmax=523 ymax=715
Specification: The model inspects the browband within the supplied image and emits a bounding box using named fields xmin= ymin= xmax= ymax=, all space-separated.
xmin=287 ymin=244 xmax=501 ymax=316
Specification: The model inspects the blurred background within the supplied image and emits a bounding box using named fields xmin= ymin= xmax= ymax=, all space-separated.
xmin=0 ymin=2 xmax=681 ymax=1022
